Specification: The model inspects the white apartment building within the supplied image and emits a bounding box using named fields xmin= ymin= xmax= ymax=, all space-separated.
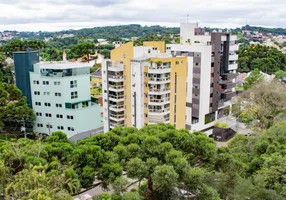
xmin=30 ymin=62 xmax=103 ymax=140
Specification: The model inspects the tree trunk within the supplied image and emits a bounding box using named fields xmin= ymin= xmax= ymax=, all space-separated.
xmin=146 ymin=177 xmax=153 ymax=200
xmin=87 ymin=53 xmax=89 ymax=63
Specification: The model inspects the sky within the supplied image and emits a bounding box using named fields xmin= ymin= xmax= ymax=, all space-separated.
xmin=0 ymin=0 xmax=285 ymax=32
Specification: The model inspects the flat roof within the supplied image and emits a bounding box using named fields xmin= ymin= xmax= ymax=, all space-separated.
xmin=13 ymin=51 xmax=39 ymax=54
xmin=36 ymin=62 xmax=94 ymax=69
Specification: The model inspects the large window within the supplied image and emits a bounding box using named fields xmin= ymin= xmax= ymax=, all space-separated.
xmin=43 ymin=81 xmax=49 ymax=85
xmin=70 ymin=80 xmax=77 ymax=88
xmin=55 ymin=93 xmax=61 ymax=97
xmin=71 ymin=91 xmax=78 ymax=99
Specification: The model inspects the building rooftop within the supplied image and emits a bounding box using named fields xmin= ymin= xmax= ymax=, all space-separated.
xmin=91 ymin=68 xmax=102 ymax=78
xmin=37 ymin=61 xmax=94 ymax=69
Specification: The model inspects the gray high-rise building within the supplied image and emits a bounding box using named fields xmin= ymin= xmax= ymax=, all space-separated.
xmin=13 ymin=51 xmax=40 ymax=107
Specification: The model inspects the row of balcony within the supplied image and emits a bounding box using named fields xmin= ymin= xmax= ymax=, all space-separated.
xmin=148 ymin=77 xmax=171 ymax=84
xmin=110 ymin=104 xmax=125 ymax=112
xmin=149 ymin=107 xmax=170 ymax=113
xmin=149 ymin=87 xmax=170 ymax=92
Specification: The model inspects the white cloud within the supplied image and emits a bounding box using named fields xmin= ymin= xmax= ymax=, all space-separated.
xmin=0 ymin=0 xmax=285 ymax=31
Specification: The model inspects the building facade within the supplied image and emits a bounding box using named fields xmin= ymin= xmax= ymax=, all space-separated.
xmin=29 ymin=62 xmax=103 ymax=140
xmin=102 ymin=23 xmax=238 ymax=134
xmin=14 ymin=50 xmax=40 ymax=107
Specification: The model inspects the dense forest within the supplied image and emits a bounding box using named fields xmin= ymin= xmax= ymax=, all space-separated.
xmin=237 ymin=44 xmax=286 ymax=74
xmin=3 ymin=24 xmax=286 ymax=41
xmin=1 ymin=122 xmax=286 ymax=200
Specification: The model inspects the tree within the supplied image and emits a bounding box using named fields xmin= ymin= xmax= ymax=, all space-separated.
xmin=122 ymin=191 xmax=141 ymax=200
xmin=80 ymin=166 xmax=96 ymax=188
xmin=237 ymin=44 xmax=286 ymax=74
xmin=0 ymin=53 xmax=14 ymax=84
xmin=0 ymin=82 xmax=35 ymax=133
xmin=239 ymin=80 xmax=286 ymax=129
xmin=243 ymin=68 xmax=264 ymax=90
xmin=112 ymin=177 xmax=130 ymax=195
xmin=5 ymin=166 xmax=73 ymax=200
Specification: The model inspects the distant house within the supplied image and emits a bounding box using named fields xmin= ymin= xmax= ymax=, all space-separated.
xmin=91 ymin=68 xmax=102 ymax=88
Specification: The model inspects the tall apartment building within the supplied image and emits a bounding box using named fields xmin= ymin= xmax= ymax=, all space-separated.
xmin=14 ymin=51 xmax=103 ymax=140
xmin=102 ymin=23 xmax=238 ymax=133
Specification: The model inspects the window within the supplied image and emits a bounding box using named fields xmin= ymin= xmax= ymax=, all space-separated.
xmin=55 ymin=93 xmax=61 ymax=97
xmin=46 ymin=124 xmax=53 ymax=128
xmin=36 ymin=112 xmax=42 ymax=116
xmin=33 ymin=80 xmax=39 ymax=84
xmin=70 ymin=80 xmax=77 ymax=88
xmin=57 ymin=126 xmax=64 ymax=130
xmin=67 ymin=115 xmax=74 ymax=120
xmin=72 ymin=104 xmax=79 ymax=109
xmin=35 ymin=102 xmax=41 ymax=106
xmin=34 ymin=91 xmax=40 ymax=95
xmin=44 ymin=103 xmax=51 ymax=107
xmin=56 ymin=103 xmax=62 ymax=108
xmin=54 ymin=81 xmax=61 ymax=85
xmin=43 ymin=81 xmax=49 ymax=85
xmin=68 ymin=127 xmax=74 ymax=131
xmin=56 ymin=114 xmax=63 ymax=118
xmin=45 ymin=113 xmax=52 ymax=117
xmin=37 ymin=123 xmax=43 ymax=127
xmin=71 ymin=91 xmax=78 ymax=99
xmin=44 ymin=92 xmax=50 ymax=96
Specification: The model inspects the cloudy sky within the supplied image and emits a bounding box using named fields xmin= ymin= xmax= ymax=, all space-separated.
xmin=0 ymin=0 xmax=285 ymax=31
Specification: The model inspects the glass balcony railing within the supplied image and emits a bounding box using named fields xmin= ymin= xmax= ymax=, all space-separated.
xmin=149 ymin=88 xmax=170 ymax=92
xmin=149 ymin=77 xmax=171 ymax=82
xmin=109 ymin=95 xmax=124 ymax=99
xmin=149 ymin=98 xmax=170 ymax=103
xmin=109 ymin=85 xmax=124 ymax=89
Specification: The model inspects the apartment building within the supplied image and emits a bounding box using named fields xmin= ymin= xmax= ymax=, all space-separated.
xmin=166 ymin=23 xmax=238 ymax=131
xmin=14 ymin=51 xmax=103 ymax=140
xmin=102 ymin=23 xmax=238 ymax=133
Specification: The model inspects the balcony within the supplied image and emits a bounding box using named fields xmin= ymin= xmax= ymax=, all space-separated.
xmin=221 ymin=91 xmax=236 ymax=100
xmin=109 ymin=94 xmax=124 ymax=102
xmin=110 ymin=114 xmax=125 ymax=121
xmin=148 ymin=77 xmax=171 ymax=84
xmin=107 ymin=61 xmax=124 ymax=72
xmin=221 ymin=82 xmax=236 ymax=89
xmin=148 ymin=115 xmax=170 ymax=124
xmin=149 ymin=108 xmax=170 ymax=115
xmin=222 ymin=73 xmax=237 ymax=80
xmin=149 ymin=63 xmax=171 ymax=74
xmin=228 ymin=63 xmax=238 ymax=71
xmin=110 ymin=121 xmax=124 ymax=129
xmin=109 ymin=85 xmax=124 ymax=92
xmin=149 ymin=98 xmax=170 ymax=105
xmin=229 ymin=54 xmax=238 ymax=61
xmin=229 ymin=45 xmax=239 ymax=51
xmin=149 ymin=87 xmax=170 ymax=95
xmin=108 ymin=75 xmax=124 ymax=82
xmin=110 ymin=104 xmax=125 ymax=112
